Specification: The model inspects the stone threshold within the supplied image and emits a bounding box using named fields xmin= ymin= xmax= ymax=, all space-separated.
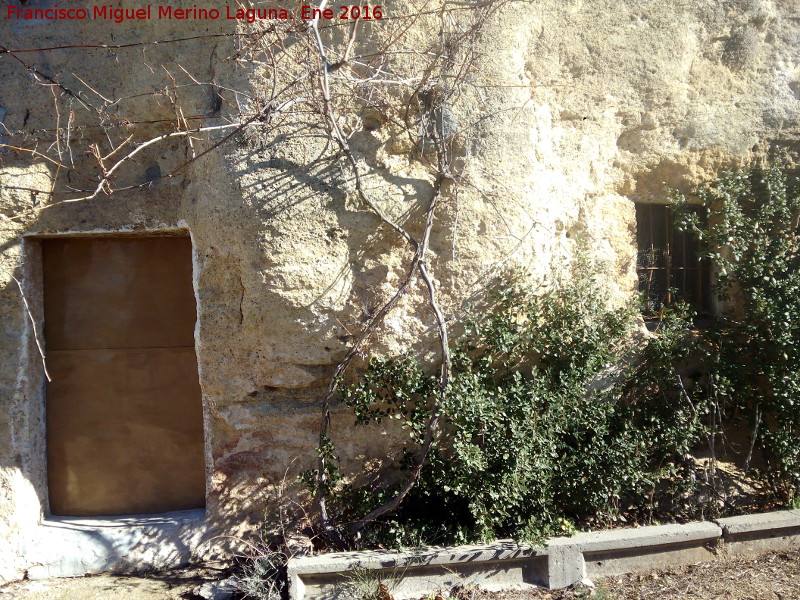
xmin=287 ymin=510 xmax=800 ymax=600
xmin=20 ymin=509 xmax=207 ymax=579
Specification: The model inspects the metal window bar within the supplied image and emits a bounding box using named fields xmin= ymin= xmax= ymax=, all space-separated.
xmin=636 ymin=204 xmax=711 ymax=315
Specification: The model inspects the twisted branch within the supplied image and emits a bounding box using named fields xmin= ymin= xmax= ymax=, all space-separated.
xmin=310 ymin=1 xmax=453 ymax=543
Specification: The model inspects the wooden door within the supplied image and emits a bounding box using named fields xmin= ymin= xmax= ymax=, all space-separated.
xmin=43 ymin=236 xmax=205 ymax=516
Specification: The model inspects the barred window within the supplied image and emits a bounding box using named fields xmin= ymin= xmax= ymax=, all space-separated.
xmin=636 ymin=204 xmax=712 ymax=315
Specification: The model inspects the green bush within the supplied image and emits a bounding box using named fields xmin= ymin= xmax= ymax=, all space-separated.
xmin=323 ymin=259 xmax=709 ymax=547
xmin=297 ymin=162 xmax=800 ymax=554
xmin=672 ymin=162 xmax=800 ymax=499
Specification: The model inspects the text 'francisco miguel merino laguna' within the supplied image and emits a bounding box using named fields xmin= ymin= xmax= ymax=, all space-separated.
xmin=6 ymin=4 xmax=385 ymax=23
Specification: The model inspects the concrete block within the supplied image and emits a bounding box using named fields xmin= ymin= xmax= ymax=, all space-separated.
xmin=289 ymin=540 xmax=541 ymax=575
xmin=287 ymin=541 xmax=546 ymax=600
xmin=584 ymin=540 xmax=718 ymax=577
xmin=715 ymin=510 xmax=800 ymax=536
xmin=295 ymin=558 xmax=545 ymax=600
xmin=545 ymin=522 xmax=723 ymax=583
xmin=545 ymin=539 xmax=584 ymax=588
xmin=568 ymin=521 xmax=722 ymax=553
xmin=716 ymin=510 xmax=800 ymax=557
xmin=576 ymin=522 xmax=721 ymax=578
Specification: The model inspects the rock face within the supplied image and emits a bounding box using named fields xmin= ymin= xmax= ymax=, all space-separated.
xmin=0 ymin=0 xmax=798 ymax=582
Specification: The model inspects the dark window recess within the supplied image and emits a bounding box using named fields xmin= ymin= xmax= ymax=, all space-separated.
xmin=636 ymin=204 xmax=712 ymax=315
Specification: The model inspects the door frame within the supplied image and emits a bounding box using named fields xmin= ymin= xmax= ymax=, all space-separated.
xmin=16 ymin=227 xmax=210 ymax=520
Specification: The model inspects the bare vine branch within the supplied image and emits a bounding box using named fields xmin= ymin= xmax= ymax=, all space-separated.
xmin=307 ymin=0 xmax=478 ymax=542
xmin=0 ymin=265 xmax=52 ymax=382
xmin=0 ymin=44 xmax=101 ymax=113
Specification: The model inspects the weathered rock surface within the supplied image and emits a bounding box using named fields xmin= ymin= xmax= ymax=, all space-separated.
xmin=1 ymin=0 xmax=798 ymax=582
xmin=192 ymin=577 xmax=238 ymax=600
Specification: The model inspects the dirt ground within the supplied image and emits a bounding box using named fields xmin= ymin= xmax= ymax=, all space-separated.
xmin=0 ymin=566 xmax=224 ymax=600
xmin=461 ymin=549 xmax=800 ymax=600
xmin=602 ymin=550 xmax=800 ymax=600
xmin=2 ymin=550 xmax=800 ymax=600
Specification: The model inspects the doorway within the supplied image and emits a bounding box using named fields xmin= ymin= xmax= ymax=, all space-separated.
xmin=42 ymin=235 xmax=205 ymax=516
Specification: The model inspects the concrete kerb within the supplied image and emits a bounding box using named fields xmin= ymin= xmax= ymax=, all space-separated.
xmin=716 ymin=510 xmax=800 ymax=535
xmin=577 ymin=521 xmax=722 ymax=581
xmin=545 ymin=521 xmax=721 ymax=587
xmin=287 ymin=541 xmax=546 ymax=600
xmin=716 ymin=510 xmax=800 ymax=557
xmin=287 ymin=511 xmax=800 ymax=600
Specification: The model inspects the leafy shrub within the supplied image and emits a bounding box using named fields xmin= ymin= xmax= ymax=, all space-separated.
xmin=324 ymin=259 xmax=708 ymax=546
xmin=671 ymin=162 xmax=800 ymax=499
xmin=298 ymin=162 xmax=800 ymax=554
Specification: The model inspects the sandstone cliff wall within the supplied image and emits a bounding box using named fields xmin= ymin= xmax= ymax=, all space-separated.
xmin=1 ymin=0 xmax=798 ymax=581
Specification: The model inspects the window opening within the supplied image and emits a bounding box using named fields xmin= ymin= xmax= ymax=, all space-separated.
xmin=635 ymin=204 xmax=712 ymax=316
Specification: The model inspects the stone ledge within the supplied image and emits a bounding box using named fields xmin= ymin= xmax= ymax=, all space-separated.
xmin=287 ymin=512 xmax=800 ymax=600
xmin=43 ymin=509 xmax=206 ymax=528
